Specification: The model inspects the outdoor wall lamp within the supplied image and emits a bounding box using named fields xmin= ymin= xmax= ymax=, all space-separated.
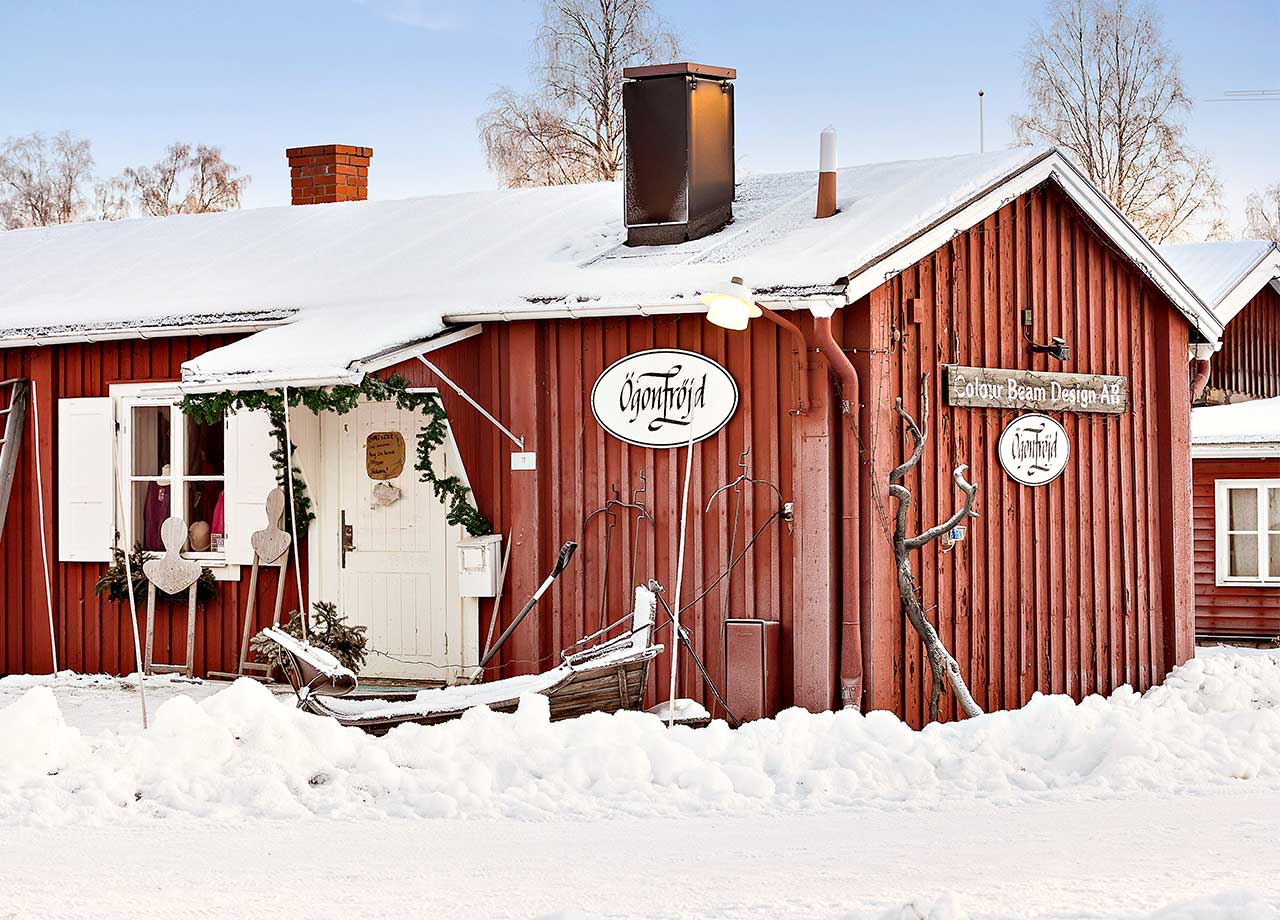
xmin=700 ymin=276 xmax=808 ymax=413
xmin=700 ymin=276 xmax=761 ymax=330
xmin=1021 ymin=307 xmax=1071 ymax=361
xmin=1028 ymin=336 xmax=1072 ymax=362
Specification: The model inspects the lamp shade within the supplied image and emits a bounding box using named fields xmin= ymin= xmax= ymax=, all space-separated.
xmin=700 ymin=276 xmax=762 ymax=330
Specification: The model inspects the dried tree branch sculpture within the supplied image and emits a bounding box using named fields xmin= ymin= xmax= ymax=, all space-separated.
xmin=888 ymin=372 xmax=984 ymax=722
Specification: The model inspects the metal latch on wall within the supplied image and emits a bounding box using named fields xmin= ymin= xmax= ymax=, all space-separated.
xmin=341 ymin=510 xmax=355 ymax=568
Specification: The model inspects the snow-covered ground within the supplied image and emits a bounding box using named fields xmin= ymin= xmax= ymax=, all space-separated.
xmin=2 ymin=649 xmax=1278 ymax=919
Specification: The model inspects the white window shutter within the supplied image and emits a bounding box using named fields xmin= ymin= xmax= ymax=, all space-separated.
xmin=224 ymin=409 xmax=279 ymax=565
xmin=57 ymin=397 xmax=115 ymax=562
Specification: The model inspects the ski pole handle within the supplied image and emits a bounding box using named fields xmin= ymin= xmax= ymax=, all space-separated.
xmin=552 ymin=541 xmax=577 ymax=576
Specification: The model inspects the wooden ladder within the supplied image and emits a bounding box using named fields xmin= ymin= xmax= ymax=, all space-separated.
xmin=0 ymin=378 xmax=31 ymax=541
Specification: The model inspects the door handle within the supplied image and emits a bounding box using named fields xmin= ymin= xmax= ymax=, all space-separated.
xmin=341 ymin=510 xmax=355 ymax=568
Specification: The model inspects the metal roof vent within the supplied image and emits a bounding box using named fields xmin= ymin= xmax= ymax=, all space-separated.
xmin=622 ymin=63 xmax=736 ymax=246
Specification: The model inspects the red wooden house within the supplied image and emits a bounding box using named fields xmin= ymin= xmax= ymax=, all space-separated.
xmin=1163 ymin=242 xmax=1280 ymax=643
xmin=0 ymin=65 xmax=1223 ymax=725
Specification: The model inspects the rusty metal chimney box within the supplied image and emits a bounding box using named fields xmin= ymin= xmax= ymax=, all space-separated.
xmin=623 ymin=63 xmax=736 ymax=246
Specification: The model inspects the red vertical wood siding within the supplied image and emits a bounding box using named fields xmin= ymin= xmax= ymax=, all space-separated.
xmin=1 ymin=180 xmax=1200 ymax=727
xmin=1192 ymin=456 xmax=1280 ymax=639
xmin=1206 ymin=284 xmax=1280 ymax=402
xmin=388 ymin=315 xmax=816 ymax=716
xmin=0 ymin=335 xmax=307 ymax=678
xmin=857 ymin=184 xmax=1193 ymax=725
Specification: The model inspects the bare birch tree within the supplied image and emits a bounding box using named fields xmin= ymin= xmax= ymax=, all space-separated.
xmin=123 ymin=143 xmax=247 ymax=216
xmin=1013 ymin=0 xmax=1223 ymax=242
xmin=0 ymin=132 xmax=95 ymax=229
xmin=478 ymin=0 xmax=679 ymax=187
xmin=890 ymin=374 xmax=984 ymax=723
xmin=1244 ymin=186 xmax=1280 ymax=244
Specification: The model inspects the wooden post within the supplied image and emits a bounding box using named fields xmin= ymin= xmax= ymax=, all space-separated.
xmin=860 ymin=287 xmax=902 ymax=714
xmin=505 ymin=322 xmax=541 ymax=676
xmin=1155 ymin=310 xmax=1195 ymax=670
xmin=790 ymin=320 xmax=838 ymax=711
xmin=26 ymin=349 xmax=57 ymax=674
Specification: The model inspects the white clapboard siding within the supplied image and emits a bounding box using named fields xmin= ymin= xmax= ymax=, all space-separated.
xmin=223 ymin=409 xmax=280 ymax=565
xmin=57 ymin=397 xmax=115 ymax=562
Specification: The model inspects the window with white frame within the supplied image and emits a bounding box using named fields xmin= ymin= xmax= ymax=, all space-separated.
xmin=1215 ymin=479 xmax=1280 ymax=586
xmin=123 ymin=397 xmax=227 ymax=559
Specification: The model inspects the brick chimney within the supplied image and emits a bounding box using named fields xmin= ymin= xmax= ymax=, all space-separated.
xmin=286 ymin=144 xmax=373 ymax=205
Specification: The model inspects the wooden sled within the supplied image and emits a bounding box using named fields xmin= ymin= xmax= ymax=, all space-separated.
xmin=261 ymin=586 xmax=662 ymax=736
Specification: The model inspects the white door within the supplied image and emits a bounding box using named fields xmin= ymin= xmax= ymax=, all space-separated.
xmin=337 ymin=400 xmax=471 ymax=680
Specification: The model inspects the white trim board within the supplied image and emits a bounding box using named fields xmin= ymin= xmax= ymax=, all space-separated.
xmin=1193 ymin=442 xmax=1280 ymax=459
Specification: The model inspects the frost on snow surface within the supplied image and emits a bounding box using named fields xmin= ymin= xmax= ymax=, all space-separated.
xmin=1192 ymin=396 xmax=1280 ymax=444
xmin=1 ymin=649 xmax=1278 ymax=827
xmin=0 ymin=147 xmax=1049 ymax=383
xmin=1160 ymin=239 xmax=1280 ymax=321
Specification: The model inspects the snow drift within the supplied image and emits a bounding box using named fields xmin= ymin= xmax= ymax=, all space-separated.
xmin=1 ymin=650 xmax=1277 ymax=826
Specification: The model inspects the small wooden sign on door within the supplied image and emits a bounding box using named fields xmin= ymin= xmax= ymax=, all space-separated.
xmin=366 ymin=431 xmax=406 ymax=480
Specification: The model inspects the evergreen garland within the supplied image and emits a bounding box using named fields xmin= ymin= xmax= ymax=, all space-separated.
xmin=178 ymin=373 xmax=493 ymax=539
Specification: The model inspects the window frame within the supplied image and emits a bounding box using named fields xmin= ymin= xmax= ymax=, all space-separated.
xmin=1214 ymin=478 xmax=1280 ymax=587
xmin=116 ymin=387 xmax=229 ymax=566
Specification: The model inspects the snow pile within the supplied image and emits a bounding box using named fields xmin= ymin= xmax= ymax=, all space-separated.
xmin=2 ymin=651 xmax=1278 ymax=827
xmin=1192 ymin=396 xmax=1280 ymax=444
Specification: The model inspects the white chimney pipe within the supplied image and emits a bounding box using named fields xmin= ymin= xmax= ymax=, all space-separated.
xmin=817 ymin=126 xmax=837 ymax=219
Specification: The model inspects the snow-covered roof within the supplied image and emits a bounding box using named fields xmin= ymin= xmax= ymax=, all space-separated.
xmin=1191 ymin=396 xmax=1280 ymax=455
xmin=0 ymin=146 xmax=1218 ymax=386
xmin=1159 ymin=240 xmax=1280 ymax=326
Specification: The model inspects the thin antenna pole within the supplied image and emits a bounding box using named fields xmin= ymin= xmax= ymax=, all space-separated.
xmin=111 ymin=401 xmax=148 ymax=728
xmin=978 ymin=90 xmax=986 ymax=153
xmin=281 ymin=386 xmax=308 ymax=639
xmin=667 ymin=413 xmax=697 ymax=727
xmin=30 ymin=379 xmax=57 ymax=673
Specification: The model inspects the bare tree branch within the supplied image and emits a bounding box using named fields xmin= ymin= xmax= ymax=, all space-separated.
xmin=888 ymin=373 xmax=985 ymax=722
xmin=477 ymin=0 xmax=679 ymax=188
xmin=1013 ymin=0 xmax=1222 ymax=242
xmin=122 ymin=143 xmax=247 ymax=217
xmin=0 ymin=131 xmax=94 ymax=229
xmin=1245 ymin=185 xmax=1280 ymax=244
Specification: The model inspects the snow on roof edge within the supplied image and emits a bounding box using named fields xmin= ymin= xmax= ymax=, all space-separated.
xmin=1159 ymin=240 xmax=1280 ymax=331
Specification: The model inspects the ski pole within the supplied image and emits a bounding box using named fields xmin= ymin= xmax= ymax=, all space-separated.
xmin=477 ymin=541 xmax=577 ymax=670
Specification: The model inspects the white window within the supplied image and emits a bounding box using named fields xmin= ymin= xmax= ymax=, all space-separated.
xmin=1215 ymin=479 xmax=1280 ymax=586
xmin=121 ymin=396 xmax=228 ymax=562
xmin=57 ymin=388 xmax=279 ymax=568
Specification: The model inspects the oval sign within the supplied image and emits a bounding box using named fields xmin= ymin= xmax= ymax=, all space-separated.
xmin=997 ymin=413 xmax=1070 ymax=486
xmin=591 ymin=349 xmax=739 ymax=449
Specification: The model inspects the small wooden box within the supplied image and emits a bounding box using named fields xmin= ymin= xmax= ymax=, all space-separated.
xmin=724 ymin=618 xmax=781 ymax=722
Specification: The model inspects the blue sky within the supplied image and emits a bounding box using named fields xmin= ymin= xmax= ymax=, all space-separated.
xmin=2 ymin=0 xmax=1277 ymax=230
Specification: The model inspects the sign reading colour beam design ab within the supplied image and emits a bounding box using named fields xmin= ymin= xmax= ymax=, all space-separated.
xmin=945 ymin=365 xmax=1127 ymax=414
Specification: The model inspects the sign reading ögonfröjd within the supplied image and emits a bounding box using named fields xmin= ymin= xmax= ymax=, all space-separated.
xmin=997 ymin=413 xmax=1070 ymax=486
xmin=591 ymin=349 xmax=739 ymax=448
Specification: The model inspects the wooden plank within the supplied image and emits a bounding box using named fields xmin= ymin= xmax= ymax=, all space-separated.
xmin=0 ymin=379 xmax=30 ymax=540
xmin=943 ymin=365 xmax=1128 ymax=414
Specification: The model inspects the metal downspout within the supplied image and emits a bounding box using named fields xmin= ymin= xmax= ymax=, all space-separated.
xmin=757 ymin=304 xmax=810 ymax=413
xmin=1190 ymin=359 xmax=1211 ymax=402
xmin=812 ymin=314 xmax=864 ymax=711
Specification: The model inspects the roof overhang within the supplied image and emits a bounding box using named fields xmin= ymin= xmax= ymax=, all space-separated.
xmin=0 ymin=309 xmax=296 ymax=349
xmin=443 ymin=150 xmax=1221 ymax=344
xmin=176 ymin=322 xmax=485 ymax=393
xmin=1211 ymin=248 xmax=1280 ymax=327
xmin=1192 ymin=441 xmax=1280 ymax=459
